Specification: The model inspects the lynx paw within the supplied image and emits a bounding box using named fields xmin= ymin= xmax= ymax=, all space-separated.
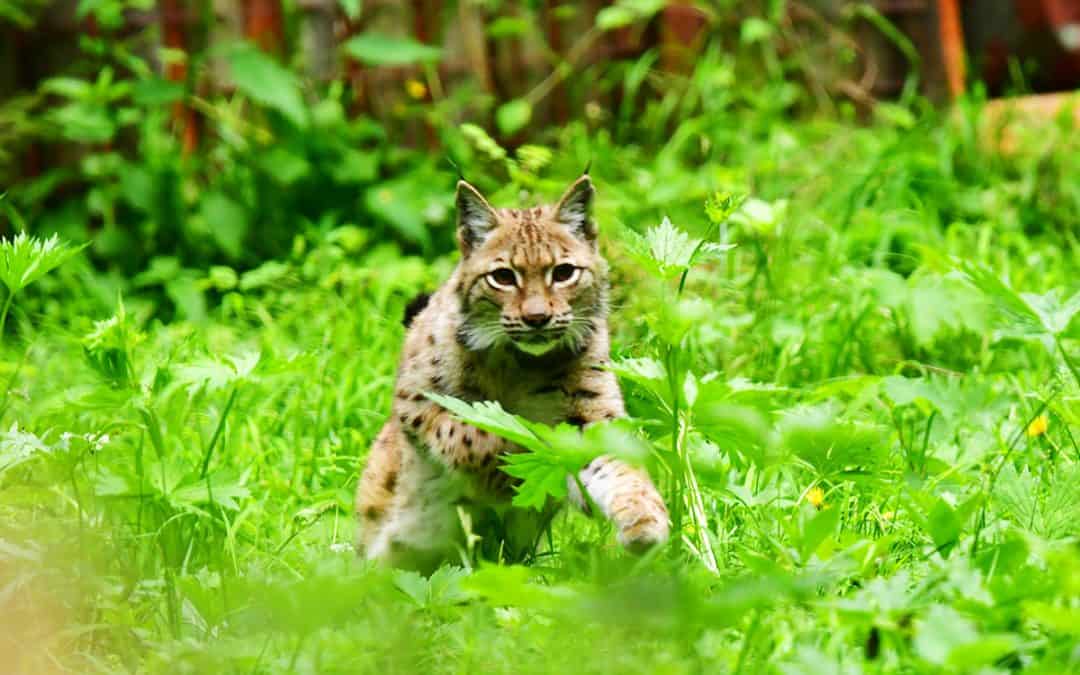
xmin=616 ymin=513 xmax=670 ymax=553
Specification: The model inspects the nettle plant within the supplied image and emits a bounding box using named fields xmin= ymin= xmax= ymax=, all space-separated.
xmin=439 ymin=194 xmax=746 ymax=568
xmin=0 ymin=222 xmax=85 ymax=338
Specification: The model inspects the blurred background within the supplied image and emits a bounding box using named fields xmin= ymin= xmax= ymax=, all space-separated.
xmin=1 ymin=0 xmax=1079 ymax=317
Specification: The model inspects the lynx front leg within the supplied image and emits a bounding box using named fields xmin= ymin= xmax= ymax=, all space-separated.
xmin=570 ymin=456 xmax=670 ymax=552
xmin=563 ymin=364 xmax=669 ymax=551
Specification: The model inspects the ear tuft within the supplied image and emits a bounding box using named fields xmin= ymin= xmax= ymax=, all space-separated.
xmin=555 ymin=175 xmax=596 ymax=242
xmin=456 ymin=181 xmax=498 ymax=254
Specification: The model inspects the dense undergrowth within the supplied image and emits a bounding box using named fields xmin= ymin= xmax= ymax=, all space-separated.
xmin=3 ymin=92 xmax=1079 ymax=673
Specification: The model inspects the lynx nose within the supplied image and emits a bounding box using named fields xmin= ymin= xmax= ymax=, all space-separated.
xmin=522 ymin=312 xmax=552 ymax=328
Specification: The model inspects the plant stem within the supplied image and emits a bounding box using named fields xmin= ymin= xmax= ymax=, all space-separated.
xmin=1055 ymin=337 xmax=1080 ymax=389
xmin=201 ymin=385 xmax=239 ymax=478
xmin=0 ymin=290 xmax=15 ymax=340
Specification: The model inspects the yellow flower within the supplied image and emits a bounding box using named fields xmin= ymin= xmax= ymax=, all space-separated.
xmin=1027 ymin=414 xmax=1049 ymax=438
xmin=405 ymin=79 xmax=427 ymax=100
xmin=806 ymin=486 xmax=825 ymax=509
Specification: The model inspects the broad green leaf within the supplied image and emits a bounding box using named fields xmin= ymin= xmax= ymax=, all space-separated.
xmin=464 ymin=565 xmax=578 ymax=610
xmin=227 ymin=44 xmax=308 ymax=128
xmin=693 ymin=402 xmax=771 ymax=466
xmin=198 ymin=191 xmax=248 ymax=259
xmin=171 ymin=471 xmax=250 ymax=510
xmin=799 ymin=504 xmax=840 ymax=560
xmin=776 ymin=404 xmax=886 ymax=478
xmin=39 ymin=76 xmax=92 ymax=99
xmin=740 ymin=17 xmax=774 ymax=44
xmin=131 ymin=78 xmax=184 ymax=106
xmin=496 ymin=99 xmax=531 ymax=136
xmin=342 ymin=33 xmax=442 ymax=66
xmin=595 ymin=0 xmax=664 ymax=31
xmin=338 ymin=0 xmax=362 ymax=20
xmin=914 ymin=605 xmax=977 ymax=665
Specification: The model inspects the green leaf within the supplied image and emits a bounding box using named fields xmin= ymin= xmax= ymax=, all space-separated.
xmin=39 ymin=76 xmax=92 ymax=99
xmin=198 ymin=191 xmax=248 ymax=259
xmin=693 ymin=401 xmax=771 ymax=466
xmin=740 ymin=17 xmax=774 ymax=44
xmin=426 ymin=393 xmax=649 ymax=509
xmin=624 ymin=217 xmax=734 ymax=280
xmin=460 ymin=123 xmax=507 ymax=161
xmin=338 ymin=0 xmax=362 ymax=20
xmin=365 ymin=172 xmax=445 ymax=247
xmin=776 ymin=404 xmax=886 ymax=478
xmin=730 ymin=197 xmax=787 ymax=236
xmin=799 ymin=505 xmax=840 ymax=560
xmin=342 ymin=33 xmax=442 ymax=66
xmin=174 ymin=351 xmax=260 ymax=394
xmin=595 ymin=0 xmax=664 ymax=31
xmin=958 ymin=260 xmax=1047 ymax=337
xmin=227 ymin=44 xmax=308 ymax=128
xmin=171 ymin=471 xmax=250 ymax=510
xmin=914 ymin=605 xmax=977 ymax=665
xmin=496 ymin=99 xmax=532 ymax=136
xmin=0 ymin=423 xmax=53 ymax=474
xmin=0 ymin=233 xmax=85 ymax=294
xmin=423 ymin=394 xmax=538 ymax=449
xmin=131 ymin=78 xmax=185 ymax=106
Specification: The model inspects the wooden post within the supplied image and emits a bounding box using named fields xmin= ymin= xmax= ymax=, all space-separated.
xmin=937 ymin=0 xmax=966 ymax=98
xmin=160 ymin=0 xmax=198 ymax=154
xmin=244 ymin=0 xmax=284 ymax=54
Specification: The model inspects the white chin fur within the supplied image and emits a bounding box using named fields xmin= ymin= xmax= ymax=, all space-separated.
xmin=513 ymin=339 xmax=558 ymax=356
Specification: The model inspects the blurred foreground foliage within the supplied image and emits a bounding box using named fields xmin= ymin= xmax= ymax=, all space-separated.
xmin=2 ymin=4 xmax=1080 ymax=674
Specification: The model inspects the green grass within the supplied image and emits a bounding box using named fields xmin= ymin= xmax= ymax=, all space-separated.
xmin=3 ymin=102 xmax=1080 ymax=674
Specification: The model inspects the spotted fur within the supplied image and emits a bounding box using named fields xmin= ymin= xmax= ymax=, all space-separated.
xmin=356 ymin=175 xmax=669 ymax=571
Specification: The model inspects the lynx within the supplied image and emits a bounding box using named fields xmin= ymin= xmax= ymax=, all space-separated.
xmin=355 ymin=175 xmax=669 ymax=571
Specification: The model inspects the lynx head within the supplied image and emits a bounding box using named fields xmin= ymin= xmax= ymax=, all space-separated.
xmin=454 ymin=175 xmax=607 ymax=357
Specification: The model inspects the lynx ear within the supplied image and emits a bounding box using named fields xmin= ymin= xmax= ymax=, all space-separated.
xmin=456 ymin=180 xmax=498 ymax=255
xmin=555 ymin=175 xmax=596 ymax=242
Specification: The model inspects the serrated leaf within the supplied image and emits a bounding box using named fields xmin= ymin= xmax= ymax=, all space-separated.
xmin=958 ymin=261 xmax=1048 ymax=337
xmin=171 ymin=471 xmax=250 ymax=510
xmin=426 ymin=393 xmax=650 ymax=509
xmin=624 ymin=217 xmax=734 ymax=280
xmin=0 ymin=233 xmax=85 ymax=294
xmin=174 ymin=351 xmax=260 ymax=393
xmin=424 ymin=394 xmax=538 ymax=449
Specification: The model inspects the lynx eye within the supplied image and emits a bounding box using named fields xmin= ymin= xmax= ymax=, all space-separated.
xmin=486 ymin=267 xmax=518 ymax=289
xmin=551 ymin=263 xmax=579 ymax=285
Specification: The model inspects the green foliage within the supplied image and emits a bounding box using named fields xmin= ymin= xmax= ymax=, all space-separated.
xmin=426 ymin=393 xmax=648 ymax=509
xmin=3 ymin=5 xmax=1080 ymax=673
xmin=0 ymin=231 xmax=84 ymax=336
xmin=342 ymin=32 xmax=443 ymax=66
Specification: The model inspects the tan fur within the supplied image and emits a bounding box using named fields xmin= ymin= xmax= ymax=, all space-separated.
xmin=356 ymin=176 xmax=669 ymax=570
